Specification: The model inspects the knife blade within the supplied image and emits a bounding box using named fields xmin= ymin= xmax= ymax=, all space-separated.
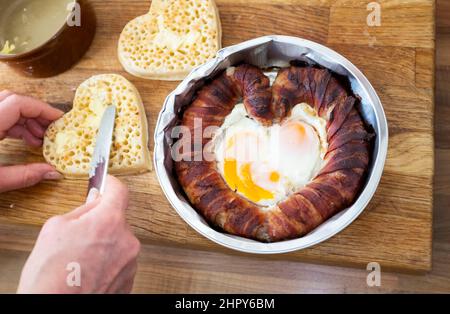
xmin=86 ymin=105 xmax=116 ymax=199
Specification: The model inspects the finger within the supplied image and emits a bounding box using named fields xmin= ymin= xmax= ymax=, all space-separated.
xmin=86 ymin=187 xmax=100 ymax=204
xmin=36 ymin=117 xmax=51 ymax=127
xmin=120 ymin=278 xmax=136 ymax=294
xmin=63 ymin=196 xmax=101 ymax=220
xmin=90 ymin=176 xmax=129 ymax=217
xmin=101 ymin=176 xmax=129 ymax=211
xmin=0 ymin=163 xmax=63 ymax=193
xmin=0 ymin=94 xmax=64 ymax=133
xmin=0 ymin=90 xmax=14 ymax=102
xmin=105 ymin=260 xmax=138 ymax=294
xmin=25 ymin=119 xmax=46 ymax=138
xmin=7 ymin=125 xmax=43 ymax=147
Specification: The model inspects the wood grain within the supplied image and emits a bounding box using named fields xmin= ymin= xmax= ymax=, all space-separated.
xmin=328 ymin=0 xmax=434 ymax=49
xmin=328 ymin=44 xmax=416 ymax=87
xmin=219 ymin=4 xmax=330 ymax=45
xmin=1 ymin=0 xmax=449 ymax=294
xmin=416 ymin=48 xmax=435 ymax=88
xmin=0 ymin=0 xmax=435 ymax=283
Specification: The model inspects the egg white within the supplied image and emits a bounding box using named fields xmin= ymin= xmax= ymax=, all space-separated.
xmin=213 ymin=102 xmax=328 ymax=207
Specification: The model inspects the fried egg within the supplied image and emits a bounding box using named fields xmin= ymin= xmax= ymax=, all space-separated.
xmin=213 ymin=102 xmax=328 ymax=207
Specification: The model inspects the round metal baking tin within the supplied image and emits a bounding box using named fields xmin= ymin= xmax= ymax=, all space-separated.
xmin=154 ymin=35 xmax=388 ymax=254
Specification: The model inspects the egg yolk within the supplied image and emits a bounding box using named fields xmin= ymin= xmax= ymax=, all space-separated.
xmin=223 ymin=159 xmax=274 ymax=203
xmin=282 ymin=121 xmax=309 ymax=146
xmin=215 ymin=103 xmax=325 ymax=206
xmin=269 ymin=171 xmax=280 ymax=182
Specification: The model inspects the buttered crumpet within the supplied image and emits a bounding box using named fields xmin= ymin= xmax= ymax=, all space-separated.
xmin=43 ymin=74 xmax=151 ymax=178
xmin=118 ymin=0 xmax=222 ymax=81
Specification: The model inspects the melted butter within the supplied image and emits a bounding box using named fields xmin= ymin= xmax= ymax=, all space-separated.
xmin=0 ymin=40 xmax=15 ymax=54
xmin=88 ymin=90 xmax=109 ymax=117
xmin=153 ymin=15 xmax=200 ymax=51
xmin=0 ymin=0 xmax=73 ymax=55
xmin=55 ymin=130 xmax=77 ymax=155
xmin=85 ymin=115 xmax=101 ymax=129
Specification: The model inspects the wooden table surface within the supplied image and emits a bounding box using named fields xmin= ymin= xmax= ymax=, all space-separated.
xmin=0 ymin=0 xmax=449 ymax=292
xmin=0 ymin=0 xmax=436 ymax=273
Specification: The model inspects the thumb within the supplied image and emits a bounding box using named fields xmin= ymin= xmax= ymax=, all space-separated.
xmin=0 ymin=163 xmax=63 ymax=193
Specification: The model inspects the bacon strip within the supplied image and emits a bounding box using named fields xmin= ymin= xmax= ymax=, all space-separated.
xmin=175 ymin=64 xmax=373 ymax=242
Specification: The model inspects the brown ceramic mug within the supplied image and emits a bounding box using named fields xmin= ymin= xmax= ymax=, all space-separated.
xmin=0 ymin=0 xmax=96 ymax=78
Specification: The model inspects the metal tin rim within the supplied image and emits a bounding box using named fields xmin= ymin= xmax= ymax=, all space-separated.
xmin=153 ymin=35 xmax=388 ymax=254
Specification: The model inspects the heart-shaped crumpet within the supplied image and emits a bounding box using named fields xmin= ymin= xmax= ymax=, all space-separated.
xmin=43 ymin=74 xmax=152 ymax=179
xmin=118 ymin=0 xmax=222 ymax=81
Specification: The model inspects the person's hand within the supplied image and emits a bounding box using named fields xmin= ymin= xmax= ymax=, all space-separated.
xmin=17 ymin=176 xmax=141 ymax=294
xmin=0 ymin=91 xmax=64 ymax=193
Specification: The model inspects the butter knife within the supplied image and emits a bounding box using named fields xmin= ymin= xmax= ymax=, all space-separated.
xmin=86 ymin=105 xmax=116 ymax=199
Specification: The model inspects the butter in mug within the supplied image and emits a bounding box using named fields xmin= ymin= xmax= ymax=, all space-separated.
xmin=0 ymin=0 xmax=74 ymax=55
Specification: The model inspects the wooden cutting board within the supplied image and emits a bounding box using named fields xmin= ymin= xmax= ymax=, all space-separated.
xmin=0 ymin=0 xmax=434 ymax=272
